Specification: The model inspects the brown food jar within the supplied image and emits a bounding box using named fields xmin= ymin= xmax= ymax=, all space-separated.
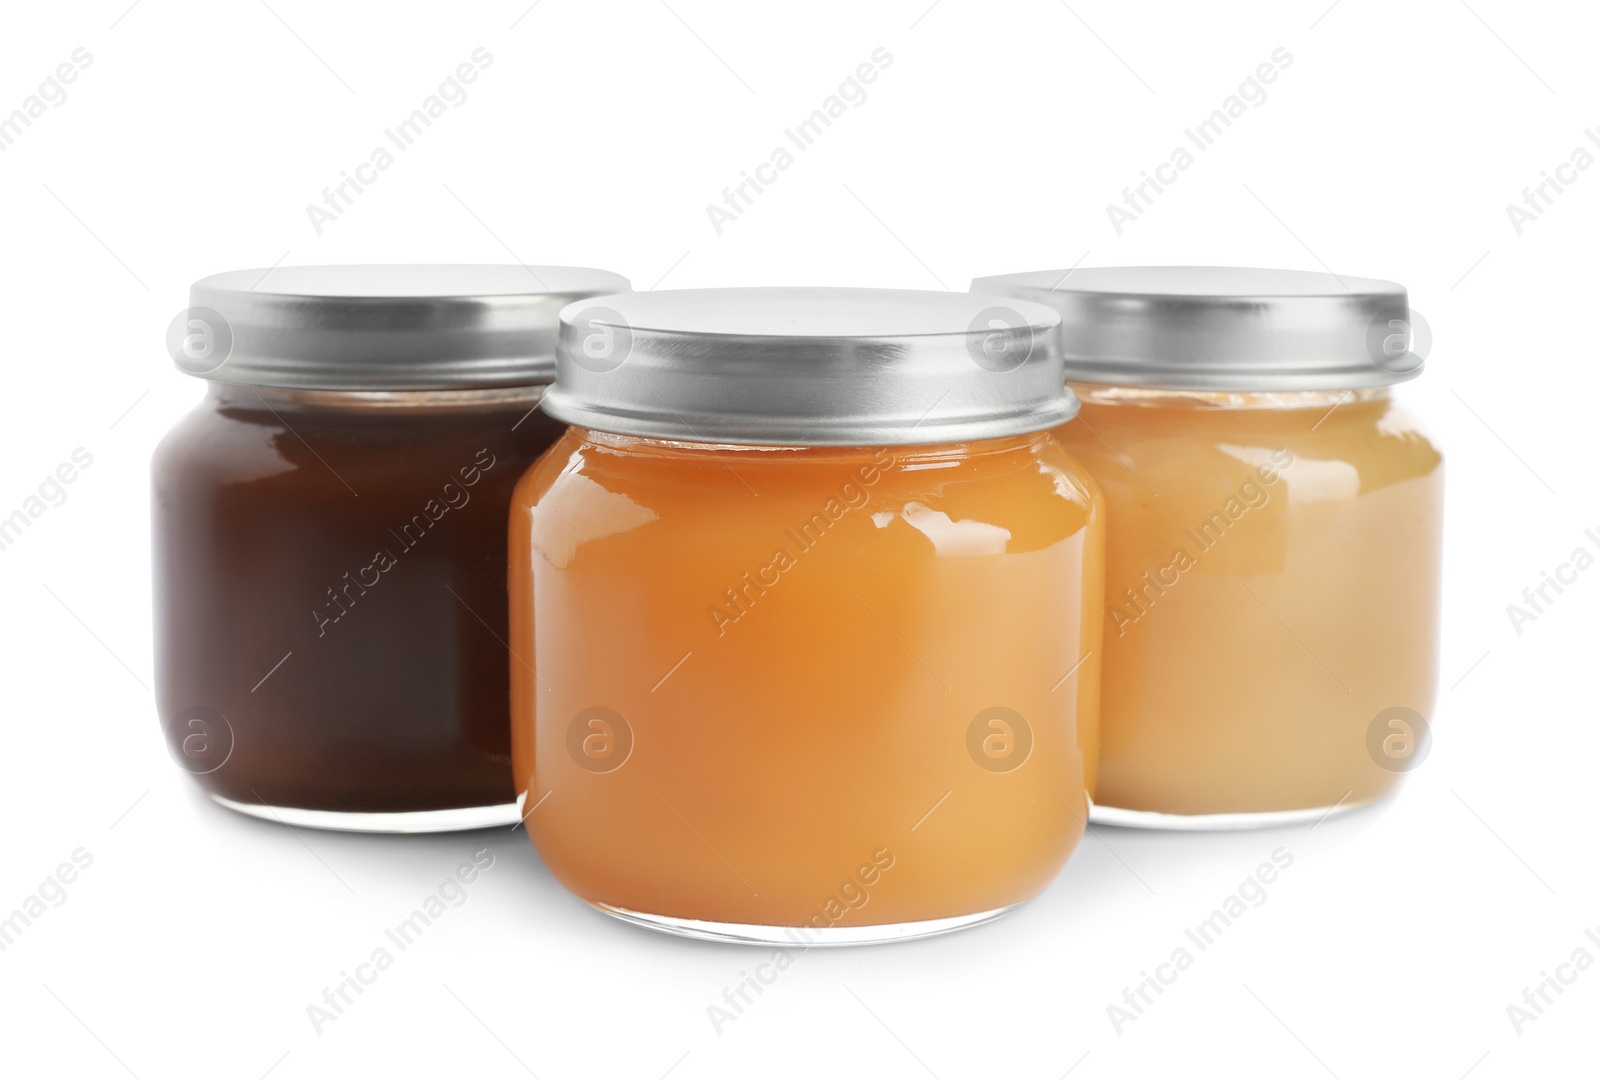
xmin=151 ymin=265 xmax=629 ymax=831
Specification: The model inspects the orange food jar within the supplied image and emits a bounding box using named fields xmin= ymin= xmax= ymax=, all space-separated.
xmin=975 ymin=268 xmax=1444 ymax=827
xmin=508 ymin=289 xmax=1105 ymax=943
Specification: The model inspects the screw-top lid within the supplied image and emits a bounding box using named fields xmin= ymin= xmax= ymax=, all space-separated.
xmin=971 ymin=266 xmax=1424 ymax=391
xmin=173 ymin=264 xmax=631 ymax=389
xmin=541 ymin=287 xmax=1077 ymax=446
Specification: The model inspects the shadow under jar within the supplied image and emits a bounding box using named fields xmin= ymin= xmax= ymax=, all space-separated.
xmin=974 ymin=266 xmax=1444 ymax=828
xmin=152 ymin=264 xmax=629 ymax=831
xmin=509 ymin=288 xmax=1106 ymax=945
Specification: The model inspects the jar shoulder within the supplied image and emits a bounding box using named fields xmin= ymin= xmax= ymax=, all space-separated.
xmin=1059 ymin=395 xmax=1442 ymax=495
xmin=151 ymin=395 xmax=302 ymax=490
xmin=156 ymin=392 xmax=566 ymax=493
xmin=513 ymin=431 xmax=1101 ymax=560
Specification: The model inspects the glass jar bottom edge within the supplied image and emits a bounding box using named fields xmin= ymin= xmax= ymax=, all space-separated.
xmin=1088 ymin=798 xmax=1376 ymax=832
xmin=590 ymin=902 xmax=1021 ymax=947
xmin=210 ymin=794 xmax=522 ymax=833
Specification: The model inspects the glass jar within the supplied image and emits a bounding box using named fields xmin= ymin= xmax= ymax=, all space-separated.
xmin=510 ymin=288 xmax=1105 ymax=943
xmin=152 ymin=264 xmax=629 ymax=831
xmin=974 ymin=267 xmax=1444 ymax=827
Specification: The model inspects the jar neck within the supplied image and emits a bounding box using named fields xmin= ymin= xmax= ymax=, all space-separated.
xmin=1069 ymin=383 xmax=1391 ymax=411
xmin=206 ymin=382 xmax=545 ymax=415
xmin=579 ymin=427 xmax=1053 ymax=464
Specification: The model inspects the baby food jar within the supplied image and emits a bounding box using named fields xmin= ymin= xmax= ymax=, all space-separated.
xmin=152 ymin=264 xmax=629 ymax=831
xmin=509 ymin=288 xmax=1105 ymax=943
xmin=974 ymin=267 xmax=1443 ymax=828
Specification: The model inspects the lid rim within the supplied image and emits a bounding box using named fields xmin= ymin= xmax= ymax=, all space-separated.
xmin=547 ymin=287 xmax=1076 ymax=446
xmin=175 ymin=264 xmax=631 ymax=390
xmin=973 ymin=266 xmax=1423 ymax=389
xmin=540 ymin=389 xmax=1081 ymax=447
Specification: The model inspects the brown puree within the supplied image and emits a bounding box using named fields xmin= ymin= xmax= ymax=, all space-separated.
xmin=152 ymin=384 xmax=565 ymax=816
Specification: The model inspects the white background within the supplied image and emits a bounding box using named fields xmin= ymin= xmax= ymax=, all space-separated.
xmin=1 ymin=0 xmax=1595 ymax=1077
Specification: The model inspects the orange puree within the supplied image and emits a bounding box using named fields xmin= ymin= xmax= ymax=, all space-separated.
xmin=510 ymin=428 xmax=1104 ymax=929
xmin=1055 ymin=386 xmax=1444 ymax=819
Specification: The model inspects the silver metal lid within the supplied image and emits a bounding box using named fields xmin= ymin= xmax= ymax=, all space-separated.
xmin=174 ymin=264 xmax=631 ymax=389
xmin=970 ymin=266 xmax=1424 ymax=390
xmin=541 ymin=288 xmax=1077 ymax=446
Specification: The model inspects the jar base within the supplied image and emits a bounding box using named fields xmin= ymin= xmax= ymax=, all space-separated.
xmin=589 ymin=902 xmax=1021 ymax=947
xmin=1089 ymin=798 xmax=1371 ymax=831
xmin=210 ymin=794 xmax=522 ymax=833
